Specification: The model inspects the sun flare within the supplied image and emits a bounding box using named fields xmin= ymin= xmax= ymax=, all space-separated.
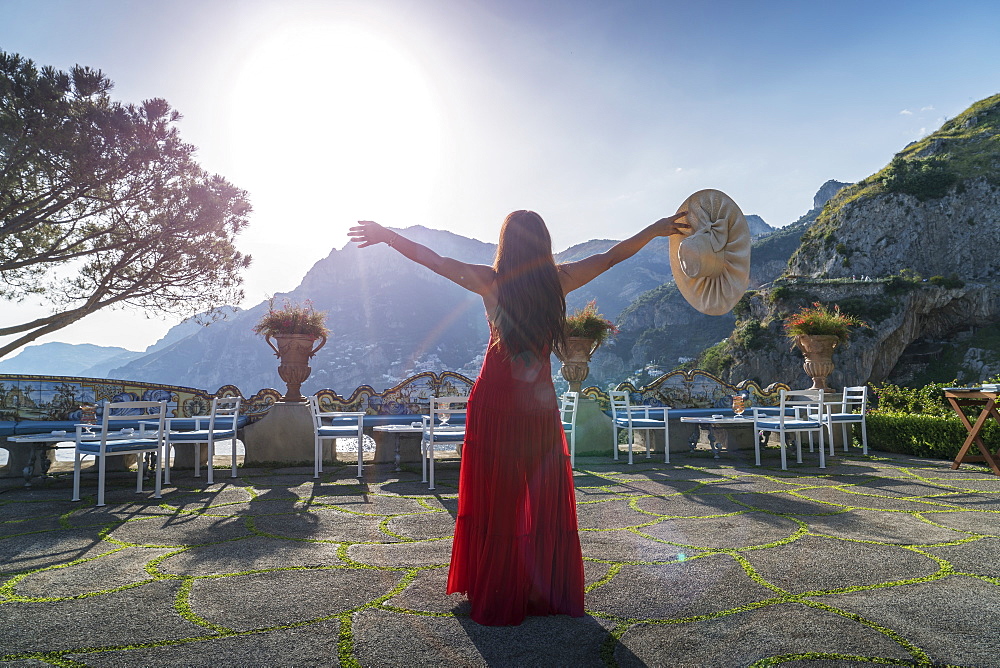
xmin=226 ymin=22 xmax=445 ymax=234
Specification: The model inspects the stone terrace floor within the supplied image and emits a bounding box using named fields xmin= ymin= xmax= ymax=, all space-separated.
xmin=2 ymin=447 xmax=1000 ymax=667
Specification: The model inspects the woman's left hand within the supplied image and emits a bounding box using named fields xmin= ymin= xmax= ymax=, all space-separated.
xmin=348 ymin=220 xmax=391 ymax=248
xmin=653 ymin=211 xmax=690 ymax=236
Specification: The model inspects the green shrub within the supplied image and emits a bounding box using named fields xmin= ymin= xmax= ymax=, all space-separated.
xmin=882 ymin=156 xmax=958 ymax=201
xmin=867 ymin=413 xmax=998 ymax=460
xmin=698 ymin=340 xmax=733 ymax=376
xmin=871 ymin=381 xmax=955 ymax=417
xmin=928 ymin=274 xmax=965 ymax=289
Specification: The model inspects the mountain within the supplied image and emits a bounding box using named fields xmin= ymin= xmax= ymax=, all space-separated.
xmin=0 ymin=342 xmax=142 ymax=377
xmin=102 ymin=209 xmax=781 ymax=396
xmin=725 ymin=93 xmax=1000 ymax=388
xmin=745 ymin=214 xmax=775 ymax=237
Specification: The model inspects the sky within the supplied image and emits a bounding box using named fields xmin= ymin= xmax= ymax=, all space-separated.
xmin=2 ymin=0 xmax=999 ymax=354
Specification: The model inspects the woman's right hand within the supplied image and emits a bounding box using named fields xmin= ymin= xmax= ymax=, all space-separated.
xmin=348 ymin=220 xmax=393 ymax=248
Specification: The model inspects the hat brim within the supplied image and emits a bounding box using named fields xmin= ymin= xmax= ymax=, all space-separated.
xmin=668 ymin=189 xmax=751 ymax=316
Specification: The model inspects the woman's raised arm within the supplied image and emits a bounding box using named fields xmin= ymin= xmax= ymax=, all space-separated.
xmin=348 ymin=221 xmax=496 ymax=297
xmin=558 ymin=212 xmax=689 ymax=294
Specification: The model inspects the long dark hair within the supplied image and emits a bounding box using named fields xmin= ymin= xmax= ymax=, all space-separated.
xmin=492 ymin=210 xmax=566 ymax=356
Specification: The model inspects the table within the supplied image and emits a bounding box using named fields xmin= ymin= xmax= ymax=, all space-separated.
xmin=679 ymin=416 xmax=758 ymax=458
xmin=7 ymin=428 xmax=141 ymax=486
xmin=372 ymin=423 xmax=465 ymax=471
xmin=944 ymin=388 xmax=1000 ymax=475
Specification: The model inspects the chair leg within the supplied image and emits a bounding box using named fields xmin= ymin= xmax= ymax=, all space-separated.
xmin=429 ymin=441 xmax=435 ymax=491
xmin=818 ymin=429 xmax=826 ymax=469
xmin=627 ymin=425 xmax=634 ymax=465
xmin=193 ymin=444 xmax=201 ymax=478
xmin=136 ymin=453 xmax=145 ymax=493
xmin=231 ymin=438 xmax=238 ymax=478
xmin=778 ymin=429 xmax=788 ymax=470
xmin=356 ymin=438 xmax=363 ymax=479
xmin=755 ymin=430 xmax=762 ymax=466
xmin=154 ymin=447 xmax=163 ymax=499
xmin=97 ymin=455 xmax=106 ymax=507
xmin=569 ymin=430 xmax=576 ymax=468
xmin=164 ymin=442 xmax=172 ymax=485
xmin=313 ymin=436 xmax=321 ymax=479
xmin=612 ymin=425 xmax=620 ymax=461
xmin=860 ymin=421 xmax=868 ymax=455
xmin=664 ymin=427 xmax=670 ymax=464
xmin=72 ymin=451 xmax=82 ymax=501
xmin=795 ymin=433 xmax=803 ymax=464
xmin=207 ymin=439 xmax=215 ymax=485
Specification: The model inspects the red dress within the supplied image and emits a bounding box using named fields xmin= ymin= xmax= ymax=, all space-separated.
xmin=446 ymin=332 xmax=585 ymax=625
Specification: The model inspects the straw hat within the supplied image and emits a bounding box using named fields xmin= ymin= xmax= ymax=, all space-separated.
xmin=668 ymin=189 xmax=751 ymax=316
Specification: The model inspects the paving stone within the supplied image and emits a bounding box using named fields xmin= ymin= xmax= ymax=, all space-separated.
xmin=740 ymin=534 xmax=941 ymax=594
xmin=920 ymin=508 xmax=1000 ymax=536
xmin=384 ymin=510 xmax=455 ymax=540
xmin=921 ymin=535 xmax=1000 ymax=580
xmin=2 ymin=579 xmax=201 ymax=654
xmin=794 ymin=485 xmax=961 ymax=512
xmin=105 ymin=512 xmax=253 ymax=546
xmin=614 ymin=602 xmax=913 ymax=666
xmin=804 ymin=508 xmax=972 ymax=545
xmin=733 ymin=491 xmax=850 ymax=516
xmin=158 ymin=535 xmax=345 ymax=575
xmin=253 ymin=507 xmax=397 ymax=543
xmin=576 ymin=498 xmax=659 ymax=530
xmin=634 ymin=493 xmax=750 ymax=518
xmin=641 ymin=512 xmax=803 ymax=550
xmin=189 ymin=567 xmax=404 ymax=631
xmin=348 ymin=537 xmax=453 ymax=568
xmin=586 ymin=553 xmax=773 ymax=620
xmin=579 ymin=527 xmax=696 ymax=563
xmin=10 ymin=546 xmax=176 ymax=598
xmin=0 ymin=527 xmax=118 ymax=574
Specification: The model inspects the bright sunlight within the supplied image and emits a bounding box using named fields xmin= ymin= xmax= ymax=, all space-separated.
xmin=225 ymin=22 xmax=445 ymax=238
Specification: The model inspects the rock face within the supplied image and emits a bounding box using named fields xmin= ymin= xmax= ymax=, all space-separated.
xmin=727 ymin=281 xmax=1000 ymax=389
xmin=789 ymin=179 xmax=1000 ymax=281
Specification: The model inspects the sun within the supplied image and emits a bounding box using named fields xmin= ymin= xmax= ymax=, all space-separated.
xmin=224 ymin=22 xmax=445 ymax=237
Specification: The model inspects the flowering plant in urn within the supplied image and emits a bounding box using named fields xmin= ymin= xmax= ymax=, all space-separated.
xmin=783 ymin=302 xmax=867 ymax=390
xmin=254 ymin=297 xmax=329 ymax=401
xmin=558 ymin=300 xmax=618 ymax=392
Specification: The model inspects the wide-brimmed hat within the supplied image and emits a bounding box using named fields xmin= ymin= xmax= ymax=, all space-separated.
xmin=668 ymin=189 xmax=751 ymax=316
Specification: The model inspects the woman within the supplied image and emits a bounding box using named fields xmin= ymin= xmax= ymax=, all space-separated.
xmin=349 ymin=210 xmax=689 ymax=625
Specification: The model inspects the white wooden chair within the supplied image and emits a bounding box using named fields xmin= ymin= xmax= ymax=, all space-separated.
xmin=72 ymin=400 xmax=166 ymax=507
xmin=162 ymin=396 xmax=241 ymax=485
xmin=560 ymin=391 xmax=580 ymax=467
xmin=307 ymin=396 xmax=365 ymax=478
xmin=826 ymin=386 xmax=869 ymax=454
xmin=610 ymin=390 xmax=670 ymax=465
xmin=422 ymin=396 xmax=467 ymax=490
xmin=752 ymin=389 xmax=827 ymax=470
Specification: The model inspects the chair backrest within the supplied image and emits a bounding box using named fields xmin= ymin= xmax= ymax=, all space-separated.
xmin=101 ymin=400 xmax=166 ymax=441
xmin=210 ymin=396 xmax=241 ymax=430
xmin=609 ymin=390 xmax=630 ymax=419
xmin=560 ymin=391 xmax=579 ymax=427
xmin=842 ymin=386 xmax=868 ymax=413
xmin=780 ymin=389 xmax=825 ymax=419
xmin=430 ymin=396 xmax=468 ymax=425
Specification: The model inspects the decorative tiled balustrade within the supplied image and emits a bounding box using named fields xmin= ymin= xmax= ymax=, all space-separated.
xmin=0 ymin=368 xmax=787 ymax=431
xmin=583 ymin=369 xmax=789 ymax=411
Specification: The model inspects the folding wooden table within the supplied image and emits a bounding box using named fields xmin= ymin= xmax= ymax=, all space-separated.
xmin=944 ymin=388 xmax=1000 ymax=475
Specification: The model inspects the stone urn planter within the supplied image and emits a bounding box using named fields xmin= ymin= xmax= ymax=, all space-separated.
xmin=794 ymin=334 xmax=839 ymax=391
xmin=556 ymin=336 xmax=599 ymax=393
xmin=266 ymin=333 xmax=327 ymax=402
